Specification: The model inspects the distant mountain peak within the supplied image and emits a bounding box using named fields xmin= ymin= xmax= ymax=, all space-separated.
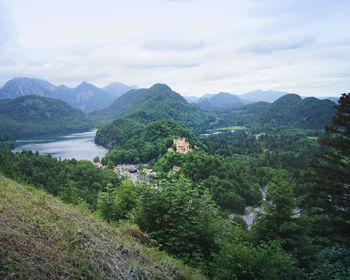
xmin=102 ymin=81 xmax=137 ymax=98
xmin=76 ymin=81 xmax=95 ymax=88
xmin=239 ymin=89 xmax=295 ymax=103
xmin=197 ymin=91 xmax=252 ymax=111
xmin=150 ymin=83 xmax=172 ymax=91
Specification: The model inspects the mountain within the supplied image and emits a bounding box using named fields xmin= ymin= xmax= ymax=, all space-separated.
xmin=102 ymin=81 xmax=137 ymax=98
xmin=239 ymin=89 xmax=293 ymax=103
xmin=183 ymin=95 xmax=200 ymax=103
xmin=0 ymin=95 xmax=93 ymax=138
xmin=258 ymin=94 xmax=336 ymax=128
xmin=69 ymin=81 xmax=115 ymax=113
xmin=90 ymin=83 xmax=209 ymax=133
xmin=218 ymin=94 xmax=336 ymax=130
xmin=0 ymin=175 xmax=203 ymax=279
xmin=0 ymin=77 xmax=119 ymax=113
xmin=197 ymin=92 xmax=252 ymax=111
xmin=319 ymin=96 xmax=339 ymax=103
xmin=0 ymin=77 xmax=57 ymax=99
xmin=197 ymin=98 xmax=216 ymax=111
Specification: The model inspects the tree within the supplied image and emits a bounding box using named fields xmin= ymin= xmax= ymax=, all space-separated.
xmin=93 ymin=156 xmax=100 ymax=163
xmin=306 ymin=93 xmax=350 ymax=247
xmin=97 ymin=183 xmax=116 ymax=223
xmin=135 ymin=178 xmax=221 ymax=268
xmin=253 ymin=172 xmax=299 ymax=250
xmin=97 ymin=181 xmax=138 ymax=223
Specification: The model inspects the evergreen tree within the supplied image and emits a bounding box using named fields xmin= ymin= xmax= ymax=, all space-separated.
xmin=253 ymin=171 xmax=299 ymax=250
xmin=306 ymin=93 xmax=350 ymax=247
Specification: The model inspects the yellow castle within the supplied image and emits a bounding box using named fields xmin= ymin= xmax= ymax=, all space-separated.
xmin=168 ymin=138 xmax=192 ymax=154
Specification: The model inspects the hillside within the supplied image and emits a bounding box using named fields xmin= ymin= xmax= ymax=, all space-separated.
xmin=0 ymin=175 xmax=204 ymax=280
xmin=90 ymin=84 xmax=209 ymax=133
xmin=0 ymin=95 xmax=93 ymax=138
xmin=197 ymin=92 xmax=251 ymax=111
xmin=96 ymin=119 xmax=198 ymax=163
xmin=0 ymin=77 xmax=132 ymax=113
xmin=217 ymin=94 xmax=336 ymax=130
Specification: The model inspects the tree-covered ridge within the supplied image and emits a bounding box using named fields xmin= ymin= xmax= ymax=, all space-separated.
xmin=96 ymin=119 xmax=198 ymax=164
xmin=0 ymin=95 xmax=93 ymax=138
xmin=90 ymin=83 xmax=210 ymax=133
xmin=216 ymin=93 xmax=336 ymax=130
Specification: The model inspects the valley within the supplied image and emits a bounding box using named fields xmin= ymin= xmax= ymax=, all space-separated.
xmin=0 ymin=78 xmax=349 ymax=280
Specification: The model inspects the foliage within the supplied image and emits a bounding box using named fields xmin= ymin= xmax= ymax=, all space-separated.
xmin=306 ymin=93 xmax=350 ymax=247
xmin=0 ymin=175 xmax=205 ymax=280
xmin=306 ymin=244 xmax=350 ymax=280
xmin=136 ymin=177 xmax=222 ymax=269
xmin=96 ymin=119 xmax=198 ymax=164
xmin=253 ymin=172 xmax=298 ymax=244
xmin=213 ymin=238 xmax=299 ymax=280
xmin=202 ymin=130 xmax=323 ymax=197
xmin=98 ymin=181 xmax=139 ymax=223
xmin=155 ymin=150 xmax=262 ymax=213
xmin=0 ymin=149 xmax=119 ymax=210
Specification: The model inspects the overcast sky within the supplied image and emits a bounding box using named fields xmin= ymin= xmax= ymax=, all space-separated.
xmin=0 ymin=0 xmax=349 ymax=97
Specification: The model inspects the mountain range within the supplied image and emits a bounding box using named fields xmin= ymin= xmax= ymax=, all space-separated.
xmin=0 ymin=77 xmax=135 ymax=113
xmin=90 ymin=83 xmax=208 ymax=133
xmin=0 ymin=77 xmax=340 ymax=138
xmin=218 ymin=93 xmax=336 ymax=130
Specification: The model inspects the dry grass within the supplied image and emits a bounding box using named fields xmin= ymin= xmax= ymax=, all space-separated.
xmin=0 ymin=175 xmax=206 ymax=280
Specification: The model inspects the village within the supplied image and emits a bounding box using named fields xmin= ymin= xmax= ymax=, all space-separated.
xmin=91 ymin=137 xmax=193 ymax=185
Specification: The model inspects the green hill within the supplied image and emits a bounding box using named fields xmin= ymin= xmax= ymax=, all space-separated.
xmin=0 ymin=95 xmax=93 ymax=138
xmin=90 ymin=84 xmax=209 ymax=133
xmin=0 ymin=175 xmax=204 ymax=280
xmin=217 ymin=94 xmax=336 ymax=130
xmin=96 ymin=119 xmax=197 ymax=164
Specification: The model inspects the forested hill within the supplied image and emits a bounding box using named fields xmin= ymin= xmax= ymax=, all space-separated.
xmin=95 ymin=119 xmax=198 ymax=163
xmin=89 ymin=83 xmax=209 ymax=133
xmin=218 ymin=93 xmax=336 ymax=130
xmin=197 ymin=92 xmax=251 ymax=111
xmin=0 ymin=95 xmax=93 ymax=138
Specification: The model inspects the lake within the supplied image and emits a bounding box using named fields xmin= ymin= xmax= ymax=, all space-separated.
xmin=12 ymin=129 xmax=108 ymax=161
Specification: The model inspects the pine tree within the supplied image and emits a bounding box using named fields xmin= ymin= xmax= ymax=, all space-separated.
xmin=306 ymin=93 xmax=350 ymax=247
xmin=253 ymin=171 xmax=300 ymax=252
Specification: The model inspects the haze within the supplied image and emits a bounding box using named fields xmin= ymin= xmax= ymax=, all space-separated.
xmin=0 ymin=0 xmax=349 ymax=97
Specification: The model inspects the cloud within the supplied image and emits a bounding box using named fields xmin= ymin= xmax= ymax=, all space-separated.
xmin=142 ymin=39 xmax=205 ymax=52
xmin=248 ymin=38 xmax=312 ymax=53
xmin=0 ymin=0 xmax=349 ymax=97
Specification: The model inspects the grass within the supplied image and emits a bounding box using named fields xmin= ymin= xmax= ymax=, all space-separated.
xmin=0 ymin=175 xmax=206 ymax=280
xmin=208 ymin=126 xmax=247 ymax=132
xmin=307 ymin=136 xmax=319 ymax=141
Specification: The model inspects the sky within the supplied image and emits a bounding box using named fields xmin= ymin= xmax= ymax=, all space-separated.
xmin=0 ymin=0 xmax=349 ymax=97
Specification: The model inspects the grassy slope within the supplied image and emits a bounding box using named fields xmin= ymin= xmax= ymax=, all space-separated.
xmin=0 ymin=175 xmax=205 ymax=280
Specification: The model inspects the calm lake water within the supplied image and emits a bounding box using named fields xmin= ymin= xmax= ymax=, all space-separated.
xmin=12 ymin=129 xmax=108 ymax=161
